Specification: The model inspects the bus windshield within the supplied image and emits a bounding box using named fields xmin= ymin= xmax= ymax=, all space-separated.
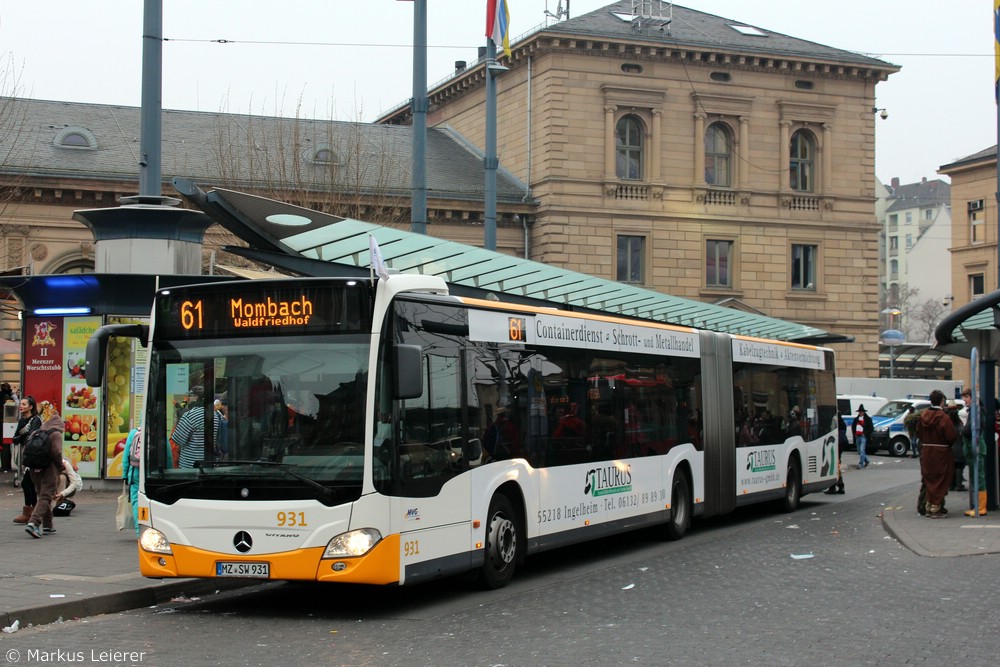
xmin=143 ymin=335 xmax=370 ymax=505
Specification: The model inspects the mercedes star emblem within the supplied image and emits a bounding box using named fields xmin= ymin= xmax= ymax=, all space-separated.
xmin=233 ymin=531 xmax=253 ymax=553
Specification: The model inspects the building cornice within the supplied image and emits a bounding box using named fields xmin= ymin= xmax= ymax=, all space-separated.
xmin=379 ymin=31 xmax=896 ymax=126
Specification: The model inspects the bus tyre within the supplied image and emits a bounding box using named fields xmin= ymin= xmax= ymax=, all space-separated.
xmin=479 ymin=494 xmax=520 ymax=589
xmin=889 ymin=437 xmax=909 ymax=457
xmin=780 ymin=458 xmax=801 ymax=513
xmin=665 ymin=472 xmax=691 ymax=541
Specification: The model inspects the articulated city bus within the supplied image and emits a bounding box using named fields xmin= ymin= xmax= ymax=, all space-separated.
xmin=87 ymin=273 xmax=837 ymax=588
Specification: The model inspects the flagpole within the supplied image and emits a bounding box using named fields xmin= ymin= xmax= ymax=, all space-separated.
xmin=485 ymin=37 xmax=499 ymax=251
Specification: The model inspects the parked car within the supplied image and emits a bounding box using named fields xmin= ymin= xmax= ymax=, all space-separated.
xmin=836 ymin=395 xmax=888 ymax=450
xmin=869 ymin=398 xmax=931 ymax=456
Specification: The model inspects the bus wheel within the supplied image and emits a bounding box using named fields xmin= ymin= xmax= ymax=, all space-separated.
xmin=780 ymin=458 xmax=802 ymax=513
xmin=664 ymin=472 xmax=691 ymax=541
xmin=479 ymin=494 xmax=519 ymax=589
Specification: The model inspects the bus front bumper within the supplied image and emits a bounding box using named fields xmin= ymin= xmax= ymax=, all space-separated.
xmin=138 ymin=533 xmax=401 ymax=585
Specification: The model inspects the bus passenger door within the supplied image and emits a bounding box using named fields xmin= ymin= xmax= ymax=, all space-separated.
xmin=392 ymin=347 xmax=474 ymax=584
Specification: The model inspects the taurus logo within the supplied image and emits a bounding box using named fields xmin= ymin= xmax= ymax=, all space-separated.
xmin=233 ymin=531 xmax=253 ymax=553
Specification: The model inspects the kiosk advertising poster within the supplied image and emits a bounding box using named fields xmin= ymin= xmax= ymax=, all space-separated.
xmin=105 ymin=317 xmax=146 ymax=478
xmin=23 ymin=315 xmax=102 ymax=478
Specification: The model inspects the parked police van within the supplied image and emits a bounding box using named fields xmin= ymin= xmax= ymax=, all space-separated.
xmin=868 ymin=397 xmax=931 ymax=456
xmin=836 ymin=395 xmax=888 ymax=451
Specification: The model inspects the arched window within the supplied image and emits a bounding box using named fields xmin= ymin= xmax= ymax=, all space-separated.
xmin=53 ymin=126 xmax=98 ymax=150
xmin=61 ymin=133 xmax=90 ymax=147
xmin=704 ymin=123 xmax=732 ymax=187
xmin=789 ymin=129 xmax=815 ymax=192
xmin=615 ymin=115 xmax=644 ymax=180
xmin=310 ymin=146 xmax=337 ymax=165
xmin=49 ymin=258 xmax=95 ymax=274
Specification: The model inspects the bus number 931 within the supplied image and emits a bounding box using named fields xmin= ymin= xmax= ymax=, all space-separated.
xmin=276 ymin=512 xmax=306 ymax=527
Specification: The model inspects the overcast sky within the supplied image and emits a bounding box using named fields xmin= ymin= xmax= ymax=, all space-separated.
xmin=0 ymin=1 xmax=994 ymax=186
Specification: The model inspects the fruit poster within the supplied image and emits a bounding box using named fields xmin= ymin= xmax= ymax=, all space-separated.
xmin=62 ymin=317 xmax=102 ymax=477
xmin=104 ymin=319 xmax=147 ymax=478
xmin=23 ymin=315 xmax=103 ymax=478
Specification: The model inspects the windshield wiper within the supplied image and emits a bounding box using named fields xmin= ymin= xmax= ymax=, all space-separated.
xmin=225 ymin=460 xmax=336 ymax=504
xmin=155 ymin=476 xmax=213 ymax=495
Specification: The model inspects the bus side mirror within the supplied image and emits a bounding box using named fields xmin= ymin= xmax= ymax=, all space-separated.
xmin=85 ymin=324 xmax=148 ymax=388
xmin=85 ymin=333 xmax=107 ymax=388
xmin=394 ymin=344 xmax=423 ymax=400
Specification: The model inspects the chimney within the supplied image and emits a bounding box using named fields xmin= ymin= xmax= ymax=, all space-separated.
xmin=478 ymin=46 xmax=488 ymax=60
xmin=921 ymin=176 xmax=927 ymax=184
xmin=455 ymin=60 xmax=467 ymax=73
xmin=890 ymin=177 xmax=900 ymax=190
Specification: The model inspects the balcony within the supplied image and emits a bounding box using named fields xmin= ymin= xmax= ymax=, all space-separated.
xmin=703 ymin=189 xmax=737 ymax=206
xmin=782 ymin=195 xmax=820 ymax=211
xmin=611 ymin=183 xmax=649 ymax=201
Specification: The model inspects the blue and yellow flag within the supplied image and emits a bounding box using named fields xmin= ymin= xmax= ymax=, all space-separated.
xmin=995 ymin=0 xmax=1000 ymax=101
xmin=487 ymin=0 xmax=511 ymax=59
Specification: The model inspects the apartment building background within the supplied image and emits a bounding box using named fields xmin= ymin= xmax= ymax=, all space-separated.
xmin=878 ymin=176 xmax=952 ymax=341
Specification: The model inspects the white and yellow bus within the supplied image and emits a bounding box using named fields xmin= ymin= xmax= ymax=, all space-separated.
xmin=87 ymin=273 xmax=837 ymax=588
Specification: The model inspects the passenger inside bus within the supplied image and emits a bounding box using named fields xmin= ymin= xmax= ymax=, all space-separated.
xmin=590 ymin=403 xmax=618 ymax=459
xmin=172 ymin=386 xmax=221 ymax=468
xmin=553 ymin=403 xmax=586 ymax=440
xmin=786 ymin=406 xmax=803 ymax=438
xmin=482 ymin=405 xmax=519 ymax=463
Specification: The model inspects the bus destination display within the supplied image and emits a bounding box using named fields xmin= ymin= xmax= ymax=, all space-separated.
xmin=155 ymin=284 xmax=368 ymax=339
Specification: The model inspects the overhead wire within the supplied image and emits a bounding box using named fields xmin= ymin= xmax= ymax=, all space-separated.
xmin=161 ymin=35 xmax=995 ymax=59
xmin=162 ymin=37 xmax=474 ymax=50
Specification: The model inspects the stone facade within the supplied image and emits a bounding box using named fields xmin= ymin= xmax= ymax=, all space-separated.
xmin=380 ymin=9 xmax=897 ymax=377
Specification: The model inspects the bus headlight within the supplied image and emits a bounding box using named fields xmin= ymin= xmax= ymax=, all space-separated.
xmin=139 ymin=527 xmax=173 ymax=555
xmin=323 ymin=528 xmax=382 ymax=558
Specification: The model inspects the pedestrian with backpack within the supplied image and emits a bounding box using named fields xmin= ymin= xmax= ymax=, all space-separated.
xmin=22 ymin=407 xmax=65 ymax=538
xmin=11 ymin=396 xmax=41 ymax=524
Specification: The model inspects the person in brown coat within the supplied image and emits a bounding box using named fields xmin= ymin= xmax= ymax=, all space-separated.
xmin=915 ymin=390 xmax=957 ymax=518
xmin=24 ymin=410 xmax=65 ymax=538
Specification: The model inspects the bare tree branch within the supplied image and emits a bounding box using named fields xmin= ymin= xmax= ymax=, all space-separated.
xmin=909 ymin=298 xmax=948 ymax=344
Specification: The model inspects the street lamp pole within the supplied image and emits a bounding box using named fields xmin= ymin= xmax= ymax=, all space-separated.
xmin=880 ymin=307 xmax=904 ymax=380
xmin=484 ymin=51 xmax=507 ymax=252
xmin=409 ymin=0 xmax=428 ymax=235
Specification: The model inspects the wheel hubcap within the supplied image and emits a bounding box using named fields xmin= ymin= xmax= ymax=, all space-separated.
xmin=488 ymin=512 xmax=516 ymax=569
